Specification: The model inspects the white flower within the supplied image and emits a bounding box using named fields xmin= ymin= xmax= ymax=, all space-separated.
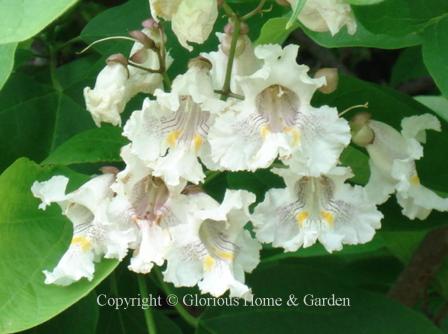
xmin=128 ymin=27 xmax=170 ymax=95
xmin=252 ymin=167 xmax=382 ymax=253
xmin=208 ymin=44 xmax=350 ymax=172
xmin=202 ymin=33 xmax=262 ymax=94
xmin=149 ymin=0 xmax=182 ymax=20
xmin=83 ymin=62 xmax=130 ymax=127
xmin=163 ymin=190 xmax=261 ymax=299
xmin=289 ymin=0 xmax=357 ymax=35
xmin=364 ymin=114 xmax=448 ymax=220
xmin=123 ymin=65 xmax=224 ymax=186
xmin=84 ymin=28 xmax=170 ymax=127
xmin=31 ymin=173 xmax=137 ymax=285
xmin=150 ymin=0 xmax=218 ymax=51
xmin=112 ymin=145 xmax=193 ymax=273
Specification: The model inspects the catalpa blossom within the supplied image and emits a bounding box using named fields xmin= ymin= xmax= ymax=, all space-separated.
xmin=252 ymin=167 xmax=382 ymax=253
xmin=84 ymin=28 xmax=168 ymax=127
xmin=124 ymin=63 xmax=224 ymax=186
xmin=150 ymin=0 xmax=218 ymax=51
xmin=356 ymin=114 xmax=448 ymax=220
xmin=202 ymin=32 xmax=262 ymax=94
xmin=32 ymin=173 xmax=137 ymax=285
xmin=163 ymin=190 xmax=261 ymax=299
xmin=111 ymin=145 xmax=192 ymax=273
xmin=208 ymin=44 xmax=350 ymax=173
xmin=288 ymin=0 xmax=357 ymax=35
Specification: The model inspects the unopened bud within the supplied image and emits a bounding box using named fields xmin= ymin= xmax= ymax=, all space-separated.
xmin=129 ymin=30 xmax=155 ymax=49
xmin=142 ymin=18 xmax=159 ymax=30
xmin=350 ymin=112 xmax=375 ymax=147
xmin=221 ymin=34 xmax=247 ymax=57
xmin=276 ymin=0 xmax=291 ymax=7
xmin=130 ymin=48 xmax=150 ymax=64
xmin=106 ymin=53 xmax=128 ymax=66
xmin=224 ymin=21 xmax=249 ymax=36
xmin=100 ymin=166 xmax=120 ymax=175
xmin=315 ymin=68 xmax=339 ymax=94
xmin=188 ymin=56 xmax=212 ymax=71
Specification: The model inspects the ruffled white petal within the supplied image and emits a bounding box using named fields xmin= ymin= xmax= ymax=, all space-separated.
xmin=31 ymin=175 xmax=69 ymax=210
xmin=171 ymin=0 xmax=218 ymax=51
xmin=252 ymin=167 xmax=382 ymax=253
xmin=401 ymin=113 xmax=441 ymax=143
xmin=290 ymin=0 xmax=357 ymax=35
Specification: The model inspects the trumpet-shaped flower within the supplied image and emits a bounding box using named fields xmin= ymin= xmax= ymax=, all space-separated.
xmin=288 ymin=0 xmax=357 ymax=35
xmin=31 ymin=173 xmax=137 ymax=285
xmin=150 ymin=0 xmax=218 ymax=51
xmin=84 ymin=28 xmax=169 ymax=127
xmin=363 ymin=114 xmax=448 ymax=220
xmin=163 ymin=190 xmax=261 ymax=299
xmin=208 ymin=44 xmax=350 ymax=172
xmin=112 ymin=145 xmax=193 ymax=273
xmin=252 ymin=167 xmax=382 ymax=253
xmin=83 ymin=62 xmax=130 ymax=127
xmin=124 ymin=65 xmax=224 ymax=186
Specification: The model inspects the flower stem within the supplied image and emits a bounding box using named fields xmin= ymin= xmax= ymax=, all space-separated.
xmin=77 ymin=36 xmax=137 ymax=54
xmin=220 ymin=16 xmax=241 ymax=100
xmin=137 ymin=275 xmax=158 ymax=334
xmin=153 ymin=268 xmax=199 ymax=328
xmin=241 ymin=0 xmax=267 ymax=21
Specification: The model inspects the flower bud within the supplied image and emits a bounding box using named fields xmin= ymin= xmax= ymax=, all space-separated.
xmin=106 ymin=53 xmax=128 ymax=67
xmin=129 ymin=30 xmax=155 ymax=49
xmin=224 ymin=21 xmax=249 ymax=36
xmin=188 ymin=56 xmax=212 ymax=71
xmin=221 ymin=34 xmax=247 ymax=57
xmin=142 ymin=18 xmax=159 ymax=30
xmin=129 ymin=48 xmax=148 ymax=64
xmin=314 ymin=68 xmax=339 ymax=94
xmin=350 ymin=112 xmax=375 ymax=147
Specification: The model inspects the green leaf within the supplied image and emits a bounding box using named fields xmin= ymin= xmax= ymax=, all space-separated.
xmin=197 ymin=263 xmax=442 ymax=334
xmin=0 ymin=158 xmax=118 ymax=333
xmin=0 ymin=43 xmax=17 ymax=90
xmin=422 ymin=15 xmax=448 ymax=98
xmin=256 ymin=15 xmax=420 ymax=49
xmin=43 ymin=127 xmax=127 ymax=166
xmin=390 ymin=47 xmax=429 ymax=87
xmin=301 ymin=21 xmax=421 ymax=49
xmin=414 ymin=95 xmax=448 ymax=123
xmin=256 ymin=17 xmax=299 ymax=45
xmin=0 ymin=72 xmax=94 ymax=171
xmin=25 ymin=292 xmax=99 ymax=334
xmin=344 ymin=0 xmax=384 ymax=4
xmin=353 ymin=0 xmax=448 ymax=36
xmin=0 ymin=0 xmax=79 ymax=44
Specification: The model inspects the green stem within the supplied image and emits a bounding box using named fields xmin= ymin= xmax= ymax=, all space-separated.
xmin=221 ymin=1 xmax=236 ymax=17
xmin=154 ymin=268 xmax=198 ymax=328
xmin=241 ymin=0 xmax=267 ymax=21
xmin=110 ymin=273 xmax=127 ymax=334
xmin=137 ymin=275 xmax=158 ymax=334
xmin=220 ymin=16 xmax=241 ymax=100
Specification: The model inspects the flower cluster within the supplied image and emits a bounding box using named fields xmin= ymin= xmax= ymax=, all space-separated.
xmin=31 ymin=1 xmax=448 ymax=299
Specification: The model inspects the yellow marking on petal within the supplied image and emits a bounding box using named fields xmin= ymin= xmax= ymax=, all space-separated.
xmin=260 ymin=125 xmax=270 ymax=139
xmin=285 ymin=127 xmax=301 ymax=146
xmin=193 ymin=134 xmax=203 ymax=152
xmin=203 ymin=255 xmax=216 ymax=272
xmin=166 ymin=131 xmax=180 ymax=148
xmin=295 ymin=211 xmax=309 ymax=227
xmin=215 ymin=249 xmax=234 ymax=261
xmin=71 ymin=236 xmax=92 ymax=251
xmin=321 ymin=211 xmax=335 ymax=226
xmin=410 ymin=175 xmax=420 ymax=186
